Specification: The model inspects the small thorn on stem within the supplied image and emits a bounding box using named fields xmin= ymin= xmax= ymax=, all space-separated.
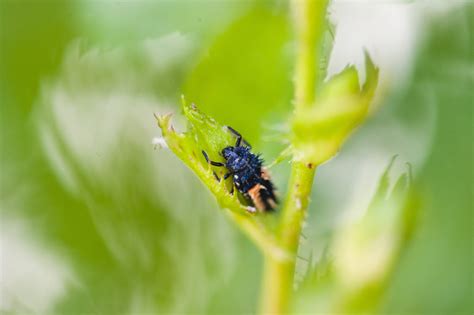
xmin=295 ymin=198 xmax=302 ymax=210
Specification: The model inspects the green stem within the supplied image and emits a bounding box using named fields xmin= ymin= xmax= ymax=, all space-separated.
xmin=280 ymin=162 xmax=317 ymax=252
xmin=293 ymin=0 xmax=327 ymax=111
xmin=259 ymin=163 xmax=317 ymax=314
xmin=259 ymin=254 xmax=295 ymax=314
xmin=259 ymin=0 xmax=327 ymax=313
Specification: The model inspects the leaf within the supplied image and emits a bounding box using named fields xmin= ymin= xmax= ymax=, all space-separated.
xmin=156 ymin=100 xmax=242 ymax=213
xmin=155 ymin=98 xmax=288 ymax=260
xmin=182 ymin=98 xmax=235 ymax=162
xmin=317 ymin=20 xmax=336 ymax=89
xmin=291 ymin=52 xmax=379 ymax=165
xmin=183 ymin=6 xmax=292 ymax=144
xmin=293 ymin=158 xmax=419 ymax=314
xmin=24 ymin=39 xmax=242 ymax=314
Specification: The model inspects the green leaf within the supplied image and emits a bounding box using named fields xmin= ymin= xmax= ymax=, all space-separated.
xmin=183 ymin=6 xmax=292 ymax=144
xmin=182 ymin=98 xmax=235 ymax=162
xmin=319 ymin=65 xmax=360 ymax=99
xmin=293 ymin=158 xmax=419 ymax=314
xmin=155 ymin=98 xmax=288 ymax=260
xmin=156 ymin=103 xmax=240 ymax=213
xmin=291 ymin=52 xmax=379 ymax=165
xmin=317 ymin=20 xmax=336 ymax=90
xmin=362 ymin=50 xmax=379 ymax=99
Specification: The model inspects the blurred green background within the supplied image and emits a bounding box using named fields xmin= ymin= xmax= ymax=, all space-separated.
xmin=0 ymin=1 xmax=472 ymax=314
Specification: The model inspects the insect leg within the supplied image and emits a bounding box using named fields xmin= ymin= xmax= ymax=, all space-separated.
xmin=202 ymin=150 xmax=225 ymax=167
xmin=202 ymin=150 xmax=223 ymax=181
xmin=223 ymin=172 xmax=234 ymax=180
xmin=227 ymin=126 xmax=251 ymax=148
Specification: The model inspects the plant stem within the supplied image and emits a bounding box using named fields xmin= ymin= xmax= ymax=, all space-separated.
xmin=293 ymin=0 xmax=327 ymax=111
xmin=259 ymin=0 xmax=328 ymax=313
xmin=259 ymin=163 xmax=317 ymax=314
xmin=259 ymin=254 xmax=295 ymax=314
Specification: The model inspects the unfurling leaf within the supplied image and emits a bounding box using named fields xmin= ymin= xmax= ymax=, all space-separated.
xmin=292 ymin=52 xmax=379 ymax=165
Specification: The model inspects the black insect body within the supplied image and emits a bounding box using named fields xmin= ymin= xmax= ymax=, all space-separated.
xmin=202 ymin=127 xmax=277 ymax=212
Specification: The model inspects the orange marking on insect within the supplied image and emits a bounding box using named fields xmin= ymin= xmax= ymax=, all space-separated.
xmin=248 ymin=184 xmax=266 ymax=211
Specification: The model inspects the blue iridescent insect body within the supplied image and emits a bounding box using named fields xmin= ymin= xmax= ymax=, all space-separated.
xmin=202 ymin=127 xmax=277 ymax=212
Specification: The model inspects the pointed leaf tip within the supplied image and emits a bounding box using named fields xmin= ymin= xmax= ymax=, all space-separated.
xmin=363 ymin=50 xmax=379 ymax=96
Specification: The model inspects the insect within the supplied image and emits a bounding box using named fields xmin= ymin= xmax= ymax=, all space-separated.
xmin=202 ymin=126 xmax=277 ymax=212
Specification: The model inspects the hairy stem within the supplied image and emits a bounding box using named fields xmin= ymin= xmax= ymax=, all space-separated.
xmin=259 ymin=164 xmax=317 ymax=314
xmin=259 ymin=0 xmax=328 ymax=313
xmin=293 ymin=0 xmax=327 ymax=111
